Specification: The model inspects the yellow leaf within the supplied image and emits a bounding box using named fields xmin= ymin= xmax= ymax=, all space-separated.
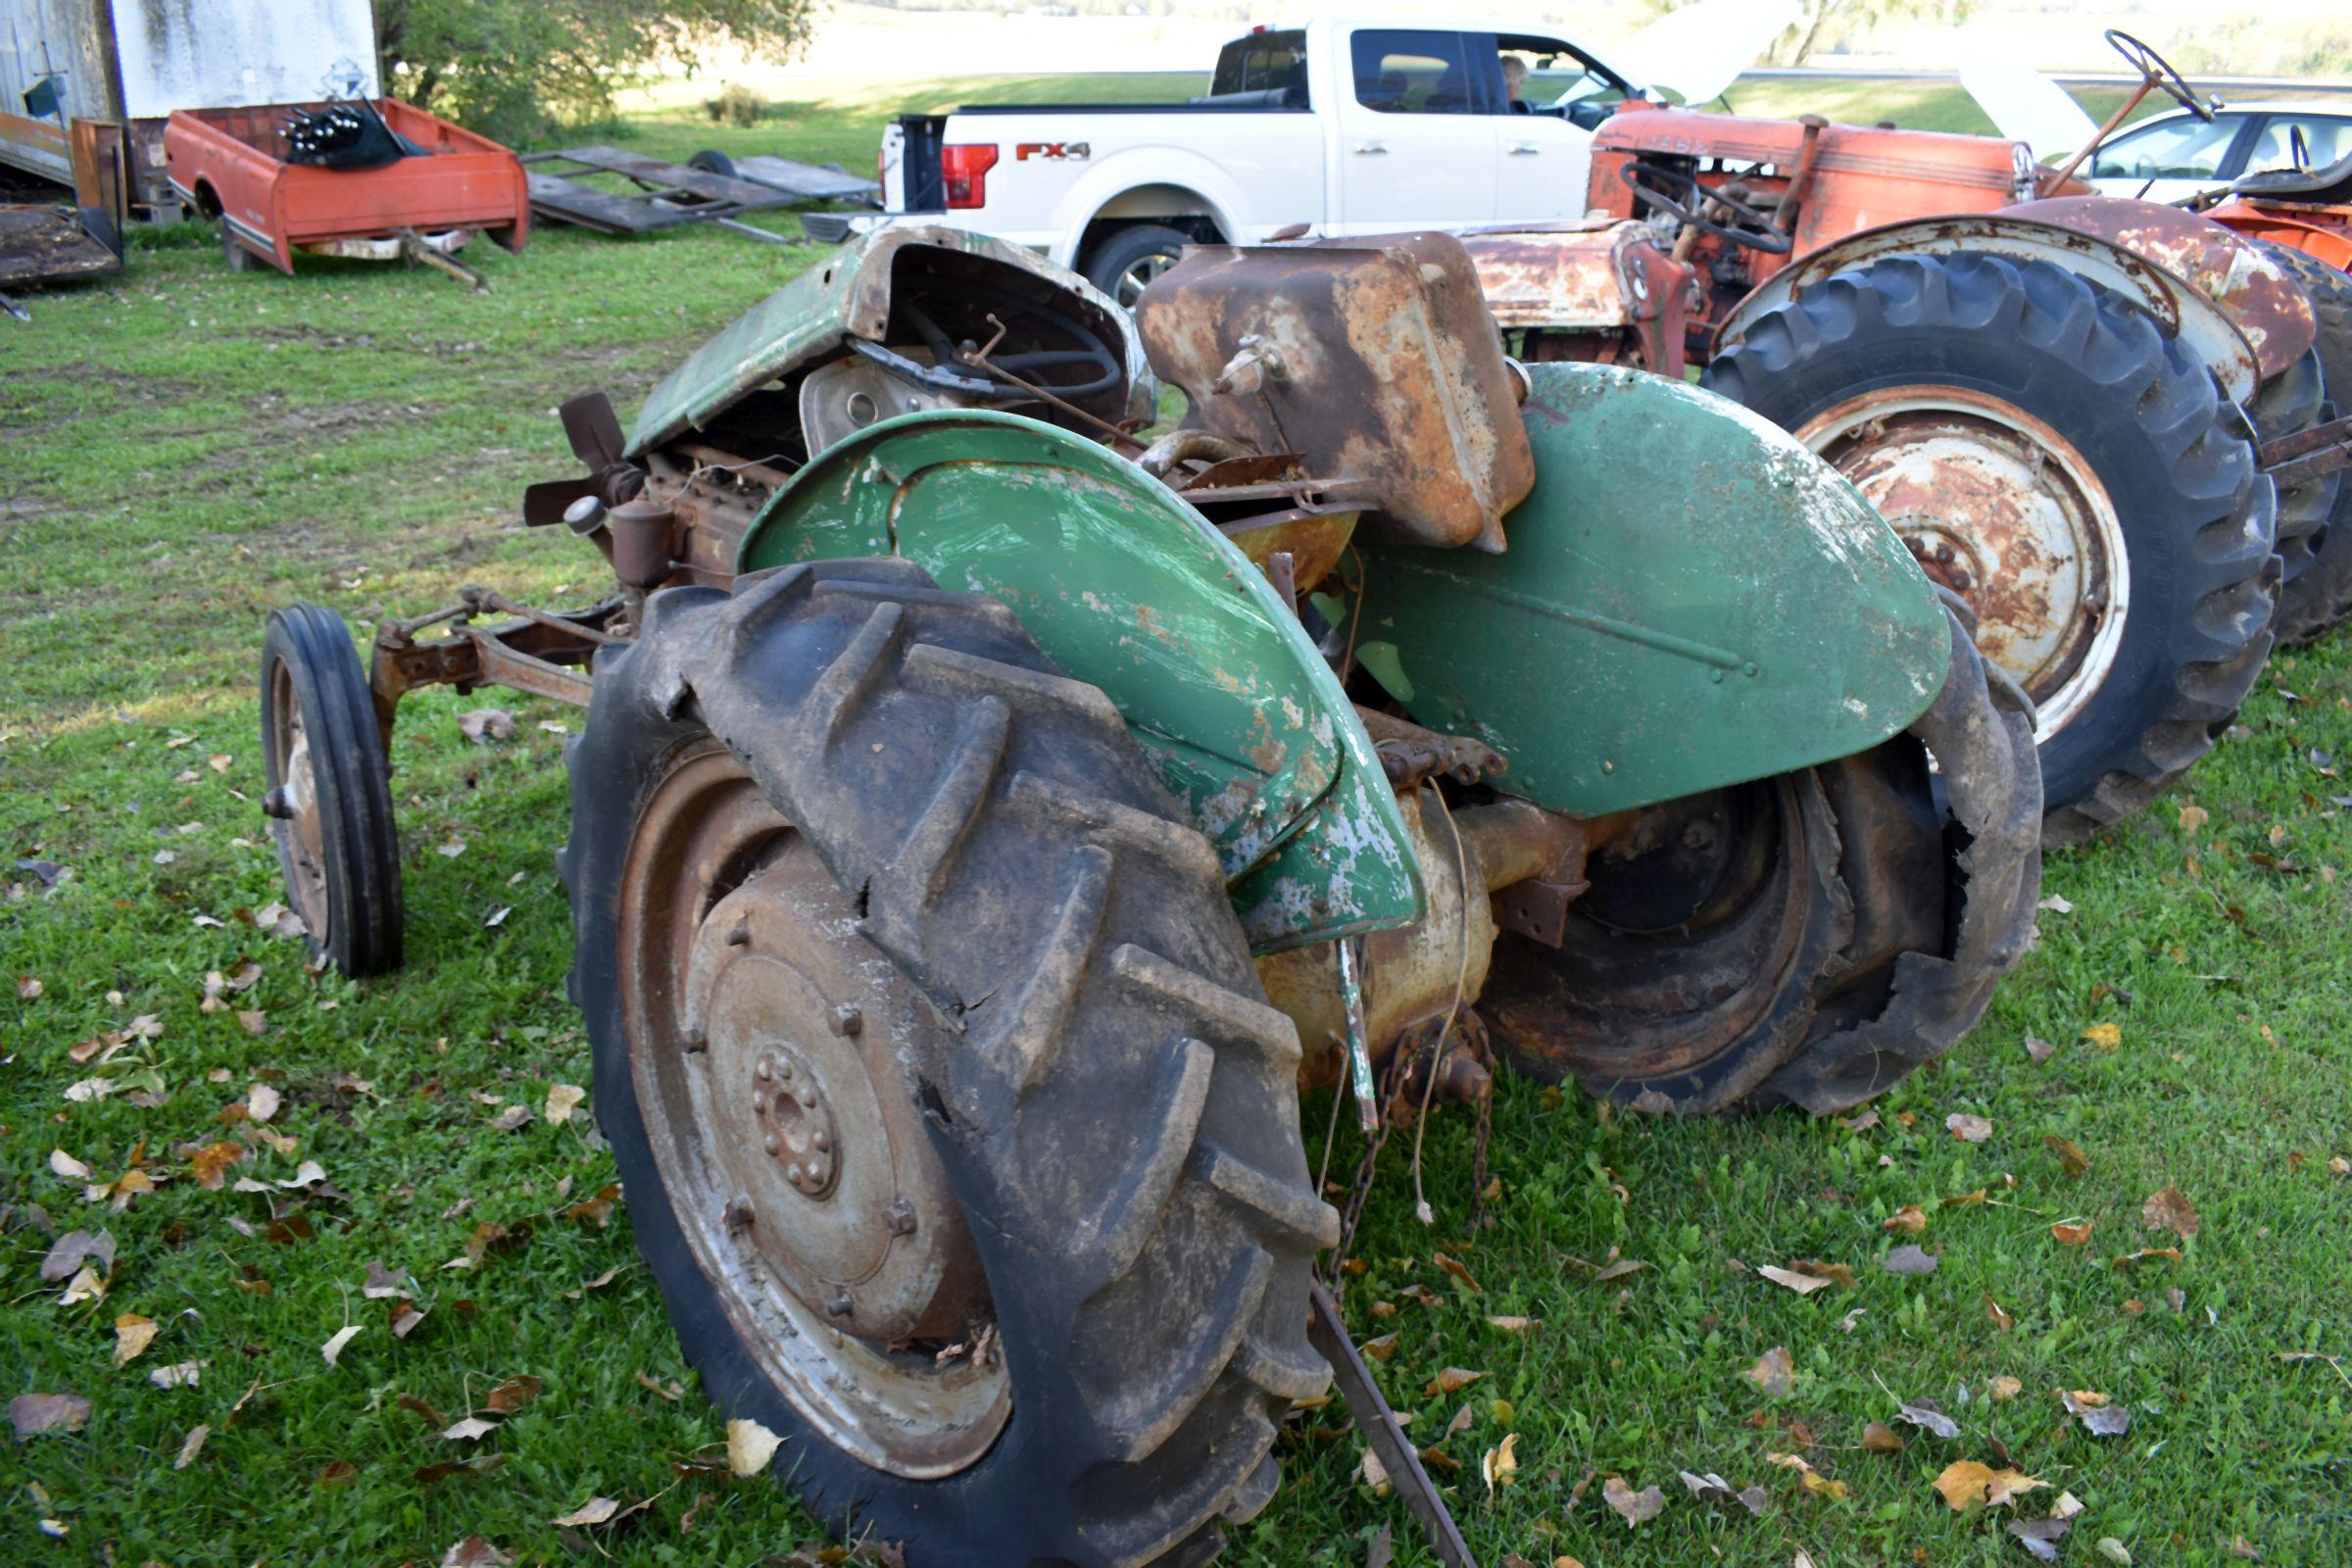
xmin=1988 ymin=1375 xmax=2024 ymax=1401
xmin=727 ymin=1417 xmax=783 ymax=1478
xmin=1424 ymin=1367 xmax=1483 ymax=1397
xmin=1883 ymin=1203 xmax=1928 ymax=1236
xmin=544 ymin=1084 xmax=587 ymax=1126
xmin=2051 ymin=1221 xmax=2095 ymax=1248
xmin=2082 ymin=1022 xmax=2123 ymax=1050
xmin=1799 ymin=1469 xmax=1848 ymax=1498
xmin=113 ymin=1312 xmax=158 ymax=1366
xmin=1482 ymin=1432 xmax=1519 ymax=1494
xmin=1933 ymin=1460 xmax=1996 ymax=1511
xmin=2178 ymin=804 xmax=2209 ymax=835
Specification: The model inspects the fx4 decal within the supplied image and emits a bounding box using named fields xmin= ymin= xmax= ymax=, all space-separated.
xmin=1016 ymin=141 xmax=1092 ymax=161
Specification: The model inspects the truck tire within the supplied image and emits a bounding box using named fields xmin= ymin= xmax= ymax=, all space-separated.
xmin=564 ymin=559 xmax=1331 ymax=1565
xmin=687 ymin=148 xmax=739 ymax=179
xmin=1705 ymin=252 xmax=2277 ymax=848
xmin=2259 ymin=243 xmax=2352 ymax=644
xmin=259 ymin=606 xmax=404 ymax=976
xmin=1083 ymin=224 xmax=1194 ymax=310
xmin=1483 ymin=603 xmax=2041 ymax=1116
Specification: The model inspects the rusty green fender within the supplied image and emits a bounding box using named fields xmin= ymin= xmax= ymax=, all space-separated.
xmin=735 ymin=409 xmax=1421 ymax=954
xmin=1351 ymin=363 xmax=1951 ymax=816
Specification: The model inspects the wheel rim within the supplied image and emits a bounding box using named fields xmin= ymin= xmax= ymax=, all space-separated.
xmin=1113 ymin=250 xmax=1178 ymax=309
xmin=265 ymin=657 xmax=331 ymax=944
xmin=618 ymin=744 xmax=1007 ymax=1479
xmin=1797 ymin=387 xmax=2130 ymax=743
xmin=1485 ymin=775 xmax=1826 ymax=1085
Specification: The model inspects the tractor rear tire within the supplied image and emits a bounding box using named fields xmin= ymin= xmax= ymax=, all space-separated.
xmin=1705 ymin=251 xmax=2277 ymax=849
xmin=1484 ymin=604 xmax=2041 ymax=1116
xmin=259 ymin=605 xmax=404 ymax=976
xmin=2260 ymin=243 xmax=2352 ymax=644
xmin=564 ymin=559 xmax=1331 ymax=1565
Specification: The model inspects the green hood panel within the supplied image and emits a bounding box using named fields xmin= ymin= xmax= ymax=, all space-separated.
xmin=626 ymin=224 xmax=1156 ymax=458
xmin=735 ymin=409 xmax=1421 ymax=953
xmin=1355 ymin=362 xmax=1949 ymax=816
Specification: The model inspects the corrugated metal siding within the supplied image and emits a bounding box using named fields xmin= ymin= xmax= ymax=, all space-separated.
xmin=1 ymin=0 xmax=118 ymax=177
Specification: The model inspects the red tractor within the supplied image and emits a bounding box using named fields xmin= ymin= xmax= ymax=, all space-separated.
xmin=1465 ymin=30 xmax=2352 ymax=846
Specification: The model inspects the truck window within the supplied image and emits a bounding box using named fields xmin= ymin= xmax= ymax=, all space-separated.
xmin=1210 ymin=29 xmax=1308 ymax=102
xmin=1350 ymin=29 xmax=1488 ymax=116
xmin=1496 ymin=32 xmax=1633 ymax=128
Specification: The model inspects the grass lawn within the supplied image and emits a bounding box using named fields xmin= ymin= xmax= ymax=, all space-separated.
xmin=5 ymin=70 xmax=2349 ymax=1568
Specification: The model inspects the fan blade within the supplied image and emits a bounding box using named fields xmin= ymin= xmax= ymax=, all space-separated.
xmin=522 ymin=476 xmax=597 ymax=529
xmin=557 ymin=391 xmax=627 ymax=474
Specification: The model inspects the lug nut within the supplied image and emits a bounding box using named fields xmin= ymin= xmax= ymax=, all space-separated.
xmin=887 ymin=1198 xmax=918 ymax=1238
xmin=829 ymin=1004 xmax=862 ymax=1037
xmin=825 ymin=1293 xmax=854 ymax=1317
xmin=812 ymin=1131 xmax=831 ymax=1152
xmin=761 ymin=1133 xmax=779 ymax=1154
xmin=723 ymin=1197 xmax=756 ymax=1232
xmin=757 ymin=1059 xmax=773 ymax=1082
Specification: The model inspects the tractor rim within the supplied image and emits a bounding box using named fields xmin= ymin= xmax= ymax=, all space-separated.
xmin=265 ymin=657 xmax=332 ymax=943
xmin=1113 ymin=250 xmax=1177 ymax=309
xmin=618 ymin=744 xmax=1007 ymax=1479
xmin=1797 ymin=386 xmax=2130 ymax=742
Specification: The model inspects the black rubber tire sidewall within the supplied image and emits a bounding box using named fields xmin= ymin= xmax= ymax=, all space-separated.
xmin=1706 ymin=252 xmax=2271 ymax=818
xmin=1081 ymin=224 xmax=1193 ymax=306
xmin=687 ymin=148 xmax=739 ymax=178
xmin=259 ymin=605 xmax=403 ymax=976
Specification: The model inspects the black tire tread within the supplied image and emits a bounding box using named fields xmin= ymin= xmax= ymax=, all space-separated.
xmin=567 ymin=559 xmax=1329 ymax=1566
xmin=2260 ymin=243 xmax=2352 ymax=644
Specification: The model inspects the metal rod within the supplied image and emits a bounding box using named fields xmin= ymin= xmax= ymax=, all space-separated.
xmin=2048 ymin=78 xmax=2154 ymax=188
xmin=1336 ymin=937 xmax=1380 ymax=1135
xmin=1308 ymin=1284 xmax=1481 ymax=1568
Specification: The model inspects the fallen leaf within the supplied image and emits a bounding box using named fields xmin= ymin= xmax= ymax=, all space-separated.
xmin=39 ymin=1229 xmax=115 ymax=1282
xmin=2010 ymin=1514 xmax=2074 ymax=1562
xmin=2095 ymin=1540 xmax=2132 ymax=1565
xmin=2025 ymin=1035 xmax=2057 ymax=1062
xmin=438 ymin=838 xmax=468 ymax=859
xmin=1445 ymin=1403 xmax=1475 ymax=1439
xmin=634 ymin=1370 xmax=681 ymax=1403
xmin=1883 ymin=1203 xmax=1928 ymax=1236
xmin=483 ymin=906 xmax=513 ymax=929
xmin=1360 ymin=1333 xmax=1398 ymax=1362
xmin=148 ymin=1360 xmax=205 ymax=1390
xmin=1896 ymin=1399 xmax=1960 ymax=1440
xmin=10 ymin=1393 xmax=90 ymax=1439
xmin=1425 ymin=1367 xmax=1483 ymax=1397
xmin=1434 ymin=1252 xmax=1482 ymax=1293
xmin=490 ymin=1104 xmax=534 ymax=1132
xmin=314 ymin=1458 xmax=359 ymax=1488
xmin=2044 ymin=1136 xmax=2091 ymax=1177
xmin=188 ymin=1142 xmax=244 ymax=1189
xmin=443 ymin=1417 xmax=498 ymax=1443
xmin=175 ymin=1423 xmax=209 ymax=1469
xmin=1601 ymin=1475 xmax=1665 ymax=1528
xmin=320 ymin=1324 xmax=363 ymax=1367
xmin=246 ymin=1083 xmax=280 ymax=1122
xmin=1592 ymin=1255 xmax=1646 ymax=1284
xmin=363 ymin=1260 xmax=416 ymax=1299
xmin=1988 ymin=1375 xmax=2023 ymax=1400
xmin=459 ymin=709 xmax=515 ymax=745
xmin=1486 ymin=1315 xmax=1541 ymax=1334
xmin=1862 ymin=1421 xmax=1904 ymax=1452
xmin=1839 ymin=1107 xmax=1881 ymax=1132
xmin=2112 ymin=1247 xmax=2182 ymax=1268
xmin=59 ymin=1264 xmax=106 ymax=1305
xmin=544 ymin=1084 xmax=587 ymax=1126
xmin=1758 ymin=1264 xmax=1832 ymax=1296
xmin=2063 ymin=1391 xmax=2131 ymax=1437
xmin=2082 ymin=1022 xmax=2123 ymax=1050
xmin=1746 ymin=1346 xmax=1794 ymax=1397
xmin=1946 ymin=1113 xmax=1993 ymax=1143
xmin=2178 ymin=803 xmax=2209 ymax=835
xmin=389 ymin=1300 xmax=427 ymax=1340
xmin=440 ymin=1537 xmax=510 ymax=1568
xmin=236 ymin=1009 xmax=268 ymax=1037
xmin=50 ymin=1149 xmax=91 ymax=1181
xmin=1883 ymin=1245 xmax=1938 ymax=1277
xmin=1985 ymin=1295 xmax=2015 ymax=1331
xmin=2051 ymin=1221 xmax=2095 ymax=1248
xmin=728 ymin=1416 xmax=783 ymax=1477
xmin=1944 ymin=1188 xmax=1989 ymax=1207
xmin=2038 ymin=894 xmax=2074 ymax=914
xmin=113 ymin=1312 xmax=158 ymax=1365
xmin=551 ymin=1496 xmax=622 ymax=1529
xmin=483 ymin=1374 xmax=542 ymax=1414
xmin=1482 ymin=1432 xmax=1518 ymax=1493
xmin=1358 ymin=1446 xmax=1391 ymax=1495
xmin=2141 ymin=1184 xmax=2201 ymax=1239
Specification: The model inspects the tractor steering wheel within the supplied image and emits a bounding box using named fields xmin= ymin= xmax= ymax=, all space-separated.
xmin=1620 ymin=164 xmax=1793 ymax=255
xmin=2105 ymin=29 xmax=2212 ymax=122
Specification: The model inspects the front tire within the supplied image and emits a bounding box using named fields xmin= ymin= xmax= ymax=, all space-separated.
xmin=1706 ymin=252 xmax=2277 ymax=848
xmin=565 ymin=559 xmax=1331 ymax=1564
xmin=259 ymin=605 xmax=404 ymax=976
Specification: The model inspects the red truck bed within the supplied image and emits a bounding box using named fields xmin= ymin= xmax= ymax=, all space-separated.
xmin=164 ymin=100 xmax=528 ymax=275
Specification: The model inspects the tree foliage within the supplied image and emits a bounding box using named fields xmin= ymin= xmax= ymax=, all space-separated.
xmin=378 ymin=0 xmax=818 ymax=143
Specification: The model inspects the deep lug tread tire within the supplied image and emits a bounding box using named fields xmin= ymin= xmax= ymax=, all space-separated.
xmin=565 ymin=560 xmax=1330 ymax=1566
xmin=2259 ymin=243 xmax=2352 ymax=644
xmin=258 ymin=605 xmax=404 ymax=976
xmin=1705 ymin=251 xmax=2277 ymax=849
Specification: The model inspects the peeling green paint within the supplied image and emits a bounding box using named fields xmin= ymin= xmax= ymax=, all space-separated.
xmin=736 ymin=409 xmax=1422 ymax=952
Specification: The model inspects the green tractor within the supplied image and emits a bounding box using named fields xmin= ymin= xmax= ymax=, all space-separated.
xmin=257 ymin=227 xmax=2039 ymax=1562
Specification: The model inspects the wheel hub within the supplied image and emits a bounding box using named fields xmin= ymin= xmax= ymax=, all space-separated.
xmin=1798 ymin=386 xmax=2130 ymax=740
xmin=619 ymin=747 xmax=1006 ymax=1478
xmin=265 ymin=662 xmax=330 ymax=939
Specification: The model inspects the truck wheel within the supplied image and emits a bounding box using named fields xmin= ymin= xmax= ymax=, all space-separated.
xmin=1705 ymin=252 xmax=2276 ymax=848
xmin=1484 ymin=604 xmax=2041 ymax=1115
xmin=1083 ymin=224 xmax=1194 ymax=310
xmin=2259 ymin=243 xmax=2352 ymax=644
xmin=564 ymin=559 xmax=1331 ymax=1565
xmin=259 ymin=606 xmax=404 ymax=976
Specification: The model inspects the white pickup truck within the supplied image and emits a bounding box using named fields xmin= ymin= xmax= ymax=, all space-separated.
xmin=822 ymin=9 xmax=1787 ymax=305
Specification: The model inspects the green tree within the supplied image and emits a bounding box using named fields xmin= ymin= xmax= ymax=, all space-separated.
xmin=377 ymin=0 xmax=818 ymax=143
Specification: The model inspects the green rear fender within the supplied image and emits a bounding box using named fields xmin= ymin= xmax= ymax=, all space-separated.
xmin=735 ymin=409 xmax=1422 ymax=954
xmin=1352 ymin=362 xmax=1950 ymax=816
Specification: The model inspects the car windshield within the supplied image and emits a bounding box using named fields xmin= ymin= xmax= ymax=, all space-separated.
xmin=2090 ymin=115 xmax=2240 ymax=180
xmin=2246 ymin=115 xmax=2350 ymax=172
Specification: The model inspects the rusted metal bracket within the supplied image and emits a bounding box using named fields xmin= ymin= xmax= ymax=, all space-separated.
xmin=1308 ymin=1284 xmax=1480 ymax=1568
xmin=2262 ymin=413 xmax=2352 ymax=490
xmin=370 ymin=592 xmax=623 ymax=751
